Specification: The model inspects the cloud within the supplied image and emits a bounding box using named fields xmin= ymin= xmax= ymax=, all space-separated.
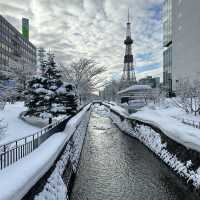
xmin=0 ymin=0 xmax=163 ymax=87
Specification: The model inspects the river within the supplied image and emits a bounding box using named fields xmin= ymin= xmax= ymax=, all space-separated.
xmin=71 ymin=105 xmax=198 ymax=200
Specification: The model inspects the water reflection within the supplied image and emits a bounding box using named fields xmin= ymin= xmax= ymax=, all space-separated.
xmin=71 ymin=105 xmax=198 ymax=200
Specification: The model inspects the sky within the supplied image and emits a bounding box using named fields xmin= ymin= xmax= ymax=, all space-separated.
xmin=0 ymin=0 xmax=163 ymax=83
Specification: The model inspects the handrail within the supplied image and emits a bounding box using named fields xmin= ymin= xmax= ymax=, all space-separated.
xmin=0 ymin=116 xmax=69 ymax=148
xmin=0 ymin=104 xmax=91 ymax=170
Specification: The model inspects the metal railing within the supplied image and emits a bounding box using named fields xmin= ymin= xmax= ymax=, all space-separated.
xmin=0 ymin=116 xmax=70 ymax=170
xmin=0 ymin=103 xmax=91 ymax=170
xmin=182 ymin=118 xmax=200 ymax=129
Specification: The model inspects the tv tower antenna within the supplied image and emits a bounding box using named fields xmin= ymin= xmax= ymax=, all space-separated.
xmin=121 ymin=9 xmax=136 ymax=87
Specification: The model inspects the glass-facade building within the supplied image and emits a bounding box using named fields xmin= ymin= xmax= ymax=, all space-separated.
xmin=163 ymin=0 xmax=172 ymax=93
xmin=0 ymin=15 xmax=36 ymax=69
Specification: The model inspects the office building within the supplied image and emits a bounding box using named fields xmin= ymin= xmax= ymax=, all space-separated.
xmin=163 ymin=0 xmax=200 ymax=93
xmin=0 ymin=15 xmax=36 ymax=70
xmin=163 ymin=0 xmax=172 ymax=93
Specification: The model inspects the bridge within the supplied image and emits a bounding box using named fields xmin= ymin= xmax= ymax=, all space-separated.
xmin=0 ymin=103 xmax=198 ymax=200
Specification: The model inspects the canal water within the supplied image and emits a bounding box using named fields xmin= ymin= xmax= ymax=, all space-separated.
xmin=71 ymin=105 xmax=198 ymax=200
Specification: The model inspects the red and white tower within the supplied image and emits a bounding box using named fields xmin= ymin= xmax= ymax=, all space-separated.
xmin=121 ymin=10 xmax=136 ymax=87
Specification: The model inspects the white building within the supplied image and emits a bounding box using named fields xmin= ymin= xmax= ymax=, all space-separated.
xmin=163 ymin=0 xmax=200 ymax=93
xmin=117 ymin=85 xmax=152 ymax=103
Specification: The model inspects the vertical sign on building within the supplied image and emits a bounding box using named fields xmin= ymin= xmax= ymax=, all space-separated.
xmin=22 ymin=18 xmax=29 ymax=40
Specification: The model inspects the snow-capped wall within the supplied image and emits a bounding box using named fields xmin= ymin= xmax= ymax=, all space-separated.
xmin=34 ymin=108 xmax=91 ymax=200
xmin=109 ymin=108 xmax=200 ymax=190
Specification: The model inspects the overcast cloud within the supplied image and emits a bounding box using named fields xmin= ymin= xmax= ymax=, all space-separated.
xmin=0 ymin=0 xmax=163 ymax=83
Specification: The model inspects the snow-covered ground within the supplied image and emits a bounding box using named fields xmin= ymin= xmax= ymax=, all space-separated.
xmin=129 ymin=99 xmax=200 ymax=153
xmin=103 ymin=101 xmax=129 ymax=117
xmin=0 ymin=102 xmax=39 ymax=146
xmin=0 ymin=132 xmax=67 ymax=200
xmin=0 ymin=104 xmax=91 ymax=200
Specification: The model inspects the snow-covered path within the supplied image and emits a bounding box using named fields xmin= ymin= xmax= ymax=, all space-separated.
xmin=0 ymin=102 xmax=39 ymax=145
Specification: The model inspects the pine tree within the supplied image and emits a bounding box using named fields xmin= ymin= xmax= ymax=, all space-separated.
xmin=25 ymin=75 xmax=51 ymax=117
xmin=25 ymin=53 xmax=79 ymax=117
xmin=54 ymin=82 xmax=79 ymax=115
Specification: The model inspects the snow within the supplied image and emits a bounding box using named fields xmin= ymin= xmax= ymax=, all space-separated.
xmin=129 ymin=100 xmax=200 ymax=153
xmin=70 ymin=110 xmax=90 ymax=172
xmin=110 ymin=111 xmax=200 ymax=189
xmin=117 ymin=84 xmax=152 ymax=95
xmin=0 ymin=102 xmax=39 ymax=146
xmin=0 ymin=104 xmax=91 ymax=200
xmin=51 ymin=104 xmax=66 ymax=113
xmin=35 ymin=144 xmax=71 ymax=200
xmin=49 ymin=85 xmax=58 ymax=90
xmin=34 ymin=105 xmax=91 ymax=200
xmin=39 ymin=112 xmax=53 ymax=119
xmin=0 ymin=132 xmax=67 ymax=200
xmin=64 ymin=104 xmax=91 ymax=138
xmin=35 ymin=88 xmax=55 ymax=96
xmin=104 ymin=99 xmax=200 ymax=154
xmin=32 ymin=83 xmax=43 ymax=89
xmin=103 ymin=102 xmax=129 ymax=118
xmin=56 ymin=86 xmax=66 ymax=94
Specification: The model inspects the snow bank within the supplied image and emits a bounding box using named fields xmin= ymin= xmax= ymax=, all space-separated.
xmin=35 ymin=145 xmax=71 ymax=200
xmin=64 ymin=104 xmax=91 ymax=139
xmin=110 ymin=112 xmax=200 ymax=189
xmin=0 ymin=104 xmax=91 ymax=200
xmin=20 ymin=112 xmax=50 ymax=128
xmin=0 ymin=132 xmax=67 ymax=200
xmin=102 ymin=102 xmax=128 ymax=118
xmin=0 ymin=102 xmax=39 ymax=146
xmin=103 ymin=99 xmax=200 ymax=154
xmin=70 ymin=111 xmax=91 ymax=172
xmin=34 ymin=107 xmax=91 ymax=200
xmin=117 ymin=84 xmax=152 ymax=95
xmin=130 ymin=106 xmax=200 ymax=153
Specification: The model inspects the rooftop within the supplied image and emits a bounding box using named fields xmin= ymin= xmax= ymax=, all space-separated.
xmin=117 ymin=84 xmax=152 ymax=95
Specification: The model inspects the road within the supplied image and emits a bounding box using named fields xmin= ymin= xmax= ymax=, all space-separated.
xmin=71 ymin=105 xmax=198 ymax=200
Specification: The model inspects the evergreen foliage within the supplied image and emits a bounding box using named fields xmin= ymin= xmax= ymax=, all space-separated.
xmin=25 ymin=53 xmax=78 ymax=118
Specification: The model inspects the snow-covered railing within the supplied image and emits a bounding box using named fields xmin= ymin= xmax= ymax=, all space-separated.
xmin=172 ymin=116 xmax=200 ymax=130
xmin=182 ymin=118 xmax=200 ymax=129
xmin=0 ymin=116 xmax=70 ymax=170
xmin=0 ymin=105 xmax=90 ymax=170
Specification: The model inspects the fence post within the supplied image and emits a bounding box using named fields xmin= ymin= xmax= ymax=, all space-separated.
xmin=4 ymin=145 xmax=6 ymax=168
xmin=33 ymin=135 xmax=35 ymax=150
xmin=16 ymin=141 xmax=18 ymax=161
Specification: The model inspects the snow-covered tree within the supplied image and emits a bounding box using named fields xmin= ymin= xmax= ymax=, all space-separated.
xmin=173 ymin=79 xmax=200 ymax=115
xmin=0 ymin=65 xmax=18 ymax=104
xmin=8 ymin=59 xmax=37 ymax=100
xmin=25 ymin=53 xmax=78 ymax=117
xmin=25 ymin=53 xmax=62 ymax=117
xmin=53 ymin=83 xmax=79 ymax=115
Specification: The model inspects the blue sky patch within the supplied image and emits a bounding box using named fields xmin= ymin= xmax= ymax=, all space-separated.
xmin=135 ymin=63 xmax=160 ymax=73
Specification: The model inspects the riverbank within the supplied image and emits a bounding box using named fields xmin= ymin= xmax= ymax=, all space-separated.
xmin=71 ymin=104 xmax=198 ymax=200
xmin=105 ymin=103 xmax=200 ymax=193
